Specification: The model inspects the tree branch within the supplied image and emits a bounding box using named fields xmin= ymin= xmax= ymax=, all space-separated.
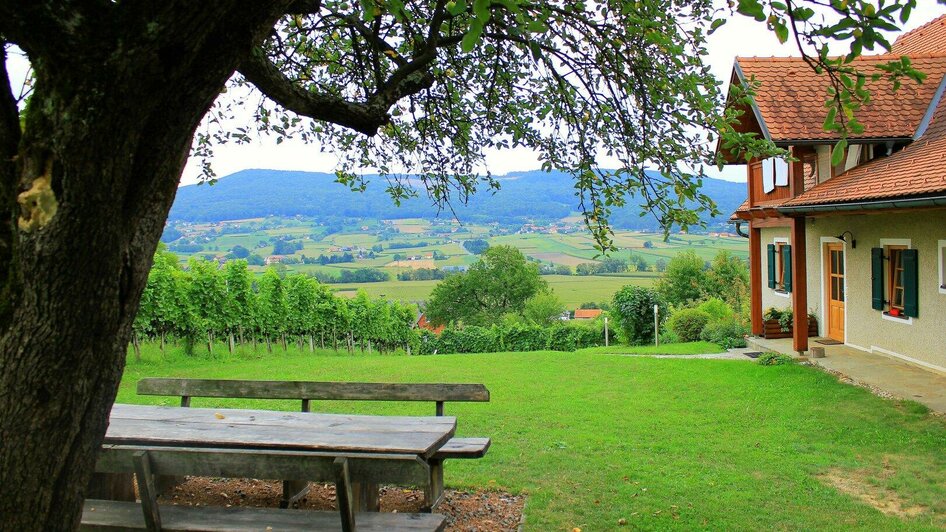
xmin=240 ymin=49 xmax=388 ymax=135
xmin=241 ymin=46 xmax=435 ymax=136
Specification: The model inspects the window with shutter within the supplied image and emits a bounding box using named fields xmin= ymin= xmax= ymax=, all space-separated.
xmin=877 ymin=242 xmax=915 ymax=322
xmin=871 ymin=248 xmax=884 ymax=310
xmin=902 ymin=249 xmax=919 ymax=318
xmin=767 ymin=244 xmax=776 ymax=289
xmin=782 ymin=245 xmax=792 ymax=293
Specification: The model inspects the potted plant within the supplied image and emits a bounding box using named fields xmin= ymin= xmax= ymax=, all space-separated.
xmin=761 ymin=307 xmax=818 ymax=339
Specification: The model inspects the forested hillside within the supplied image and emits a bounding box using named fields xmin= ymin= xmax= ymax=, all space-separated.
xmin=170 ymin=169 xmax=745 ymax=230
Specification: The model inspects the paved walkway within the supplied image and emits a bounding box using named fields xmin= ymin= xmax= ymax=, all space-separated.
xmin=748 ymin=337 xmax=946 ymax=414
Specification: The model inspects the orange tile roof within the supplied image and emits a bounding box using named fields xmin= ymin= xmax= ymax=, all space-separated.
xmin=782 ymin=94 xmax=946 ymax=207
xmin=892 ymin=15 xmax=946 ymax=55
xmin=573 ymin=309 xmax=602 ymax=319
xmin=736 ymin=55 xmax=946 ymax=142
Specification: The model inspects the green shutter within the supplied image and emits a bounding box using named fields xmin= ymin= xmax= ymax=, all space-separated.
xmin=782 ymin=245 xmax=792 ymax=292
xmin=767 ymin=244 xmax=776 ymax=289
xmin=902 ymin=249 xmax=919 ymax=317
xmin=871 ymin=247 xmax=884 ymax=310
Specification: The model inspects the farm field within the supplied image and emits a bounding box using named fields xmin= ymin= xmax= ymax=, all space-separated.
xmin=163 ymin=216 xmax=746 ymax=305
xmin=333 ymin=274 xmax=652 ymax=307
xmin=120 ymin=345 xmax=946 ymax=531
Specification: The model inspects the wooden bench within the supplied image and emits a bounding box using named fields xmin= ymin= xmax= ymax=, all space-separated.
xmin=83 ymin=444 xmax=446 ymax=531
xmin=136 ymin=378 xmax=491 ymax=509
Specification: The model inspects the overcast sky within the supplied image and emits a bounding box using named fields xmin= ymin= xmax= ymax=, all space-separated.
xmin=4 ymin=4 xmax=944 ymax=185
xmin=178 ymin=4 xmax=945 ymax=185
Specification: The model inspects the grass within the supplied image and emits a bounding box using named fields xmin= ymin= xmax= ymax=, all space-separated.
xmin=577 ymin=341 xmax=722 ymax=355
xmin=121 ymin=343 xmax=946 ymax=530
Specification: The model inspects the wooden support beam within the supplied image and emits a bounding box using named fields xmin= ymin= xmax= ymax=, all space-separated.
xmin=791 ymin=217 xmax=809 ymax=354
xmin=749 ymin=224 xmax=763 ymax=336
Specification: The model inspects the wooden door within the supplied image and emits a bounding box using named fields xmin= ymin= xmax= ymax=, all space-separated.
xmin=826 ymin=243 xmax=845 ymax=342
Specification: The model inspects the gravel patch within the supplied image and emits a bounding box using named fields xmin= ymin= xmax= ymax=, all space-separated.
xmin=158 ymin=477 xmax=525 ymax=531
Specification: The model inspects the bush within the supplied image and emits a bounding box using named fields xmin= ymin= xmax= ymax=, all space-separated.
xmin=416 ymin=322 xmax=603 ymax=355
xmin=436 ymin=326 xmax=498 ymax=354
xmin=700 ymin=319 xmax=748 ymax=349
xmin=499 ymin=323 xmax=549 ymax=352
xmin=668 ymin=308 xmax=711 ymax=342
xmin=612 ymin=286 xmax=665 ymax=345
xmin=547 ymin=323 xmax=603 ymax=351
xmin=696 ymin=298 xmax=734 ymax=322
xmin=757 ymin=352 xmax=794 ymax=366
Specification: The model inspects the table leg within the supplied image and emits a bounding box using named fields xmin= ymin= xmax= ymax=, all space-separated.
xmin=423 ymin=459 xmax=444 ymax=512
xmin=280 ymin=480 xmax=311 ymax=508
xmin=350 ymin=481 xmax=380 ymax=512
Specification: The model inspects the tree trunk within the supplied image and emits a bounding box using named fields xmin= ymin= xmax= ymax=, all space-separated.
xmin=228 ymin=333 xmax=235 ymax=354
xmin=207 ymin=331 xmax=214 ymax=356
xmin=160 ymin=331 xmax=166 ymax=354
xmin=0 ymin=4 xmax=292 ymax=529
xmin=308 ymin=335 xmax=314 ymax=353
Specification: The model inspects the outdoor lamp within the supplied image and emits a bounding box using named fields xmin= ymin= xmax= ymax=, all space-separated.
xmin=835 ymin=231 xmax=856 ymax=249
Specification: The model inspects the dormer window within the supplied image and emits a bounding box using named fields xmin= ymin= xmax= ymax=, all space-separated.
xmin=760 ymin=157 xmax=789 ymax=193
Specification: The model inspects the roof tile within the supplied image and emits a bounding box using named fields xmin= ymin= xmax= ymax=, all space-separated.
xmin=737 ymin=55 xmax=946 ymax=142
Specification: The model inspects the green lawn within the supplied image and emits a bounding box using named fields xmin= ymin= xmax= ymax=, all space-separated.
xmin=121 ymin=345 xmax=946 ymax=530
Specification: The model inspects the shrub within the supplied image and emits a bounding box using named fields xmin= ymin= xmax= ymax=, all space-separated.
xmin=436 ymin=326 xmax=499 ymax=354
xmin=612 ymin=285 xmax=665 ymax=345
xmin=757 ymin=352 xmax=794 ymax=366
xmin=668 ymin=308 xmax=711 ymax=342
xmin=696 ymin=298 xmax=734 ymax=322
xmin=547 ymin=323 xmax=603 ymax=351
xmin=498 ymin=323 xmax=549 ymax=352
xmin=700 ymin=319 xmax=748 ymax=349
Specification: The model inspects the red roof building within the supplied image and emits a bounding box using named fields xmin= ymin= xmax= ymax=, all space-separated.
xmin=416 ymin=313 xmax=445 ymax=334
xmin=573 ymin=309 xmax=603 ymax=320
xmin=720 ymin=14 xmax=946 ymax=372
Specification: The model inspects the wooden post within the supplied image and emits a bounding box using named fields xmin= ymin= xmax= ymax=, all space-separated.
xmin=132 ymin=451 xmax=162 ymax=532
xmin=334 ymin=458 xmax=356 ymax=532
xmin=791 ymin=217 xmax=809 ymax=354
xmin=749 ymin=224 xmax=764 ymax=336
xmin=604 ymin=317 xmax=609 ymax=347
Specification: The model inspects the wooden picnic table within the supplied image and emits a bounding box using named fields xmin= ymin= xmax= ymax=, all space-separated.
xmin=106 ymin=404 xmax=457 ymax=459
xmin=100 ymin=404 xmax=458 ymax=513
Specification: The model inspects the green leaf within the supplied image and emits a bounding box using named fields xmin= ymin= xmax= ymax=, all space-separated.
xmin=709 ymin=18 xmax=727 ymax=35
xmin=773 ymin=21 xmax=789 ymax=44
xmin=462 ymin=21 xmax=484 ymax=52
xmin=831 ymin=139 xmax=848 ymax=167
xmin=473 ymin=0 xmax=491 ymax=22
xmin=736 ymin=0 xmax=766 ymax=21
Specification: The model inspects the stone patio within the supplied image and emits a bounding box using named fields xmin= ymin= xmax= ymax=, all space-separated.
xmin=747 ymin=337 xmax=946 ymax=414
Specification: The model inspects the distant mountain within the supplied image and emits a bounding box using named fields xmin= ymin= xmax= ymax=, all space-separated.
xmin=168 ymin=169 xmax=746 ymax=231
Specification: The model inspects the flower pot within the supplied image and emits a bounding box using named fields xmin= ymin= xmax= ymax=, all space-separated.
xmin=761 ymin=318 xmax=818 ymax=339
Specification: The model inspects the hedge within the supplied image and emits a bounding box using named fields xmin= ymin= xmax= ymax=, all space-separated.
xmin=416 ymin=322 xmax=604 ymax=355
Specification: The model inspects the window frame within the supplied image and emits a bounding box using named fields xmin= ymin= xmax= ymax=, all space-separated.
xmin=887 ymin=246 xmax=906 ymax=312
xmin=879 ymin=238 xmax=913 ymax=324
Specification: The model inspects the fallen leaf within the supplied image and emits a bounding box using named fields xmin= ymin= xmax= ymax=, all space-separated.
xmin=214 ymin=413 xmax=225 ymax=420
xmin=618 ymin=518 xmax=627 ymax=525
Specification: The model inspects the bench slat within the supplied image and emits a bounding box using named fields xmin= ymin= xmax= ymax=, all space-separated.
xmin=80 ymin=500 xmax=446 ymax=532
xmin=96 ymin=445 xmax=430 ymax=486
xmin=138 ymin=379 xmax=489 ymax=403
xmin=433 ymin=438 xmax=491 ymax=460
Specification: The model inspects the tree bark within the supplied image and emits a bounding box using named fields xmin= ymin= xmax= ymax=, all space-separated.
xmin=0 ymin=3 xmax=293 ymax=529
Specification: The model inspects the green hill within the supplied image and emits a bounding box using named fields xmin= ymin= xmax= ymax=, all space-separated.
xmin=169 ymin=169 xmax=745 ymax=231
